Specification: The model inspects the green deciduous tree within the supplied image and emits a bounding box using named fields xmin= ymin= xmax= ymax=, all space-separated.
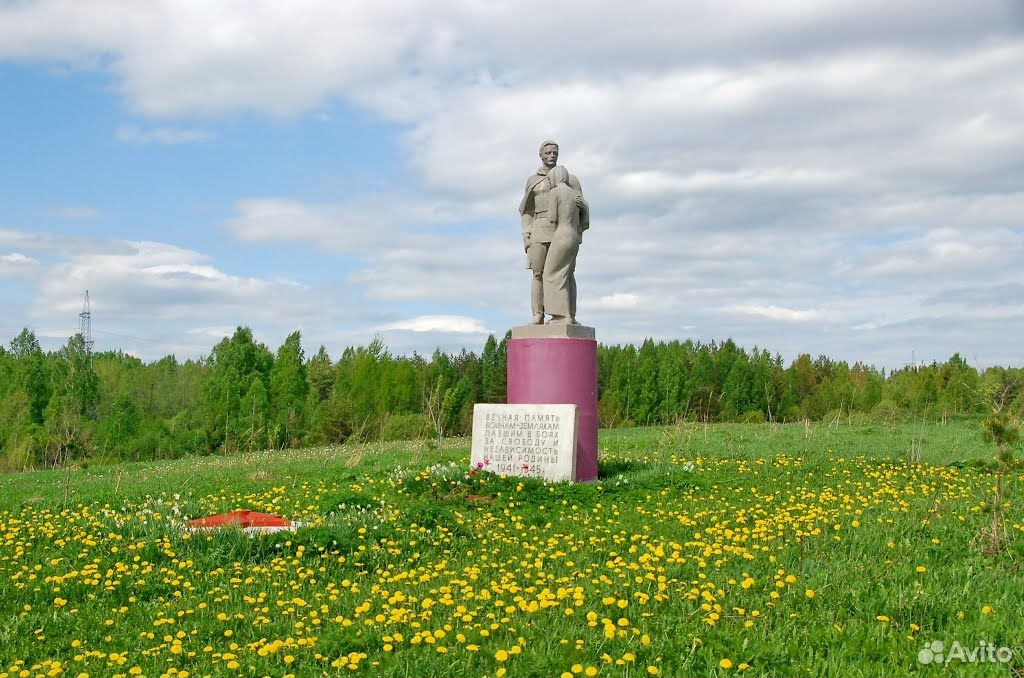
xmin=238 ymin=374 xmax=270 ymax=453
xmin=202 ymin=327 xmax=273 ymax=453
xmin=42 ymin=334 xmax=99 ymax=465
xmin=10 ymin=328 xmax=50 ymax=425
xmin=270 ymin=331 xmax=308 ymax=448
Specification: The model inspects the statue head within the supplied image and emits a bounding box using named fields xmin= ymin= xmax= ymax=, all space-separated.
xmin=539 ymin=140 xmax=559 ymax=169
xmin=547 ymin=165 xmax=570 ymax=188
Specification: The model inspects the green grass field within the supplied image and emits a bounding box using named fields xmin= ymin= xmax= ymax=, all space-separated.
xmin=1 ymin=422 xmax=1021 ymax=678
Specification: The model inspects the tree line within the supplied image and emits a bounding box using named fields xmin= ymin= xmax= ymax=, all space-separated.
xmin=1 ymin=327 xmax=1021 ymax=470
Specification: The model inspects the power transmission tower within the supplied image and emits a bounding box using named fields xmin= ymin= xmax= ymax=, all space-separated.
xmin=79 ymin=290 xmax=94 ymax=355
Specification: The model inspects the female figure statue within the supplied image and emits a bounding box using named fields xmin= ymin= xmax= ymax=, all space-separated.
xmin=542 ymin=165 xmax=588 ymax=324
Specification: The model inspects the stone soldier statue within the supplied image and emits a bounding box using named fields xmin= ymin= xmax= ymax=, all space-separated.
xmin=518 ymin=141 xmax=588 ymax=324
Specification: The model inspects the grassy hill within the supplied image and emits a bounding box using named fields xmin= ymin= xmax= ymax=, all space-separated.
xmin=0 ymin=422 xmax=1021 ymax=677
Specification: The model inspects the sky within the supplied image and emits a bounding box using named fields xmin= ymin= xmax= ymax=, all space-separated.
xmin=0 ymin=1 xmax=1023 ymax=369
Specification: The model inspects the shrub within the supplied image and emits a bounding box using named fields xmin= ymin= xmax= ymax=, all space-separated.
xmin=870 ymin=400 xmax=901 ymax=424
xmin=740 ymin=410 xmax=766 ymax=424
xmin=379 ymin=413 xmax=431 ymax=442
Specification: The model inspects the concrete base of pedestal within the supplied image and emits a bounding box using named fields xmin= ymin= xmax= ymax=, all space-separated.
xmin=507 ymin=325 xmax=598 ymax=481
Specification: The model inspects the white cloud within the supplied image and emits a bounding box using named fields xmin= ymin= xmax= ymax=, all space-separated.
xmin=116 ymin=124 xmax=213 ymax=144
xmin=856 ymin=227 xmax=1024 ymax=280
xmin=36 ymin=239 xmax=311 ymax=320
xmin=723 ymin=304 xmax=830 ymax=323
xmin=377 ymin=315 xmax=490 ymax=334
xmin=0 ymin=227 xmax=503 ymax=360
xmin=0 ymin=229 xmax=332 ymax=357
xmin=49 ymin=205 xmax=100 ymax=219
xmin=0 ymin=252 xmax=40 ymax=277
xmin=225 ymin=194 xmax=508 ymax=253
xmin=0 ymin=253 xmax=38 ymax=265
xmin=2 ymin=1 xmax=1024 ymax=366
xmin=186 ymin=326 xmax=237 ymax=340
xmin=0 ymin=1 xmax=1016 ymax=117
xmin=226 ymin=196 xmax=421 ymax=253
xmin=0 ymin=228 xmax=107 ymax=255
xmin=591 ymin=293 xmax=645 ymax=311
xmin=616 ymin=167 xmax=852 ymax=198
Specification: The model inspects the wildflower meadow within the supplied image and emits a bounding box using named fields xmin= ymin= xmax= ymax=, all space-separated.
xmin=0 ymin=422 xmax=1020 ymax=677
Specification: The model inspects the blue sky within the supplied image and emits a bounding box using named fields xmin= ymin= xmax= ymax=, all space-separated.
xmin=1 ymin=63 xmax=396 ymax=277
xmin=1 ymin=1 xmax=1023 ymax=368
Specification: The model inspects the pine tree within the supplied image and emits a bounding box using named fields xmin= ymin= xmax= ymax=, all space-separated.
xmin=306 ymin=345 xmax=335 ymax=408
xmin=480 ymin=335 xmax=506 ymax=403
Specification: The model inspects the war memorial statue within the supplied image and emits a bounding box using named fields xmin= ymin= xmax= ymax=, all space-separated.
xmin=518 ymin=140 xmax=589 ymax=325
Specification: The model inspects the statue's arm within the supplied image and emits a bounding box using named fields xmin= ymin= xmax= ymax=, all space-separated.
xmin=569 ymin=174 xmax=587 ymax=218
xmin=566 ymin=174 xmax=589 ymax=231
xmin=520 ymin=178 xmax=534 ymax=251
xmin=519 ymin=177 xmax=536 ymax=215
xmin=549 ymin=188 xmax=564 ymax=229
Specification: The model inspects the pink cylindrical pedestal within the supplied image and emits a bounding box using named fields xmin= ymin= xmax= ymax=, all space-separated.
xmin=507 ymin=337 xmax=598 ymax=481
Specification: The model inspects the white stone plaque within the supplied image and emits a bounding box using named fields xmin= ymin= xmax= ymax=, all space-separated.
xmin=471 ymin=404 xmax=578 ymax=482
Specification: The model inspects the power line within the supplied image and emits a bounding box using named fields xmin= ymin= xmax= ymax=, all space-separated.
xmin=93 ymin=329 xmax=181 ymax=347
